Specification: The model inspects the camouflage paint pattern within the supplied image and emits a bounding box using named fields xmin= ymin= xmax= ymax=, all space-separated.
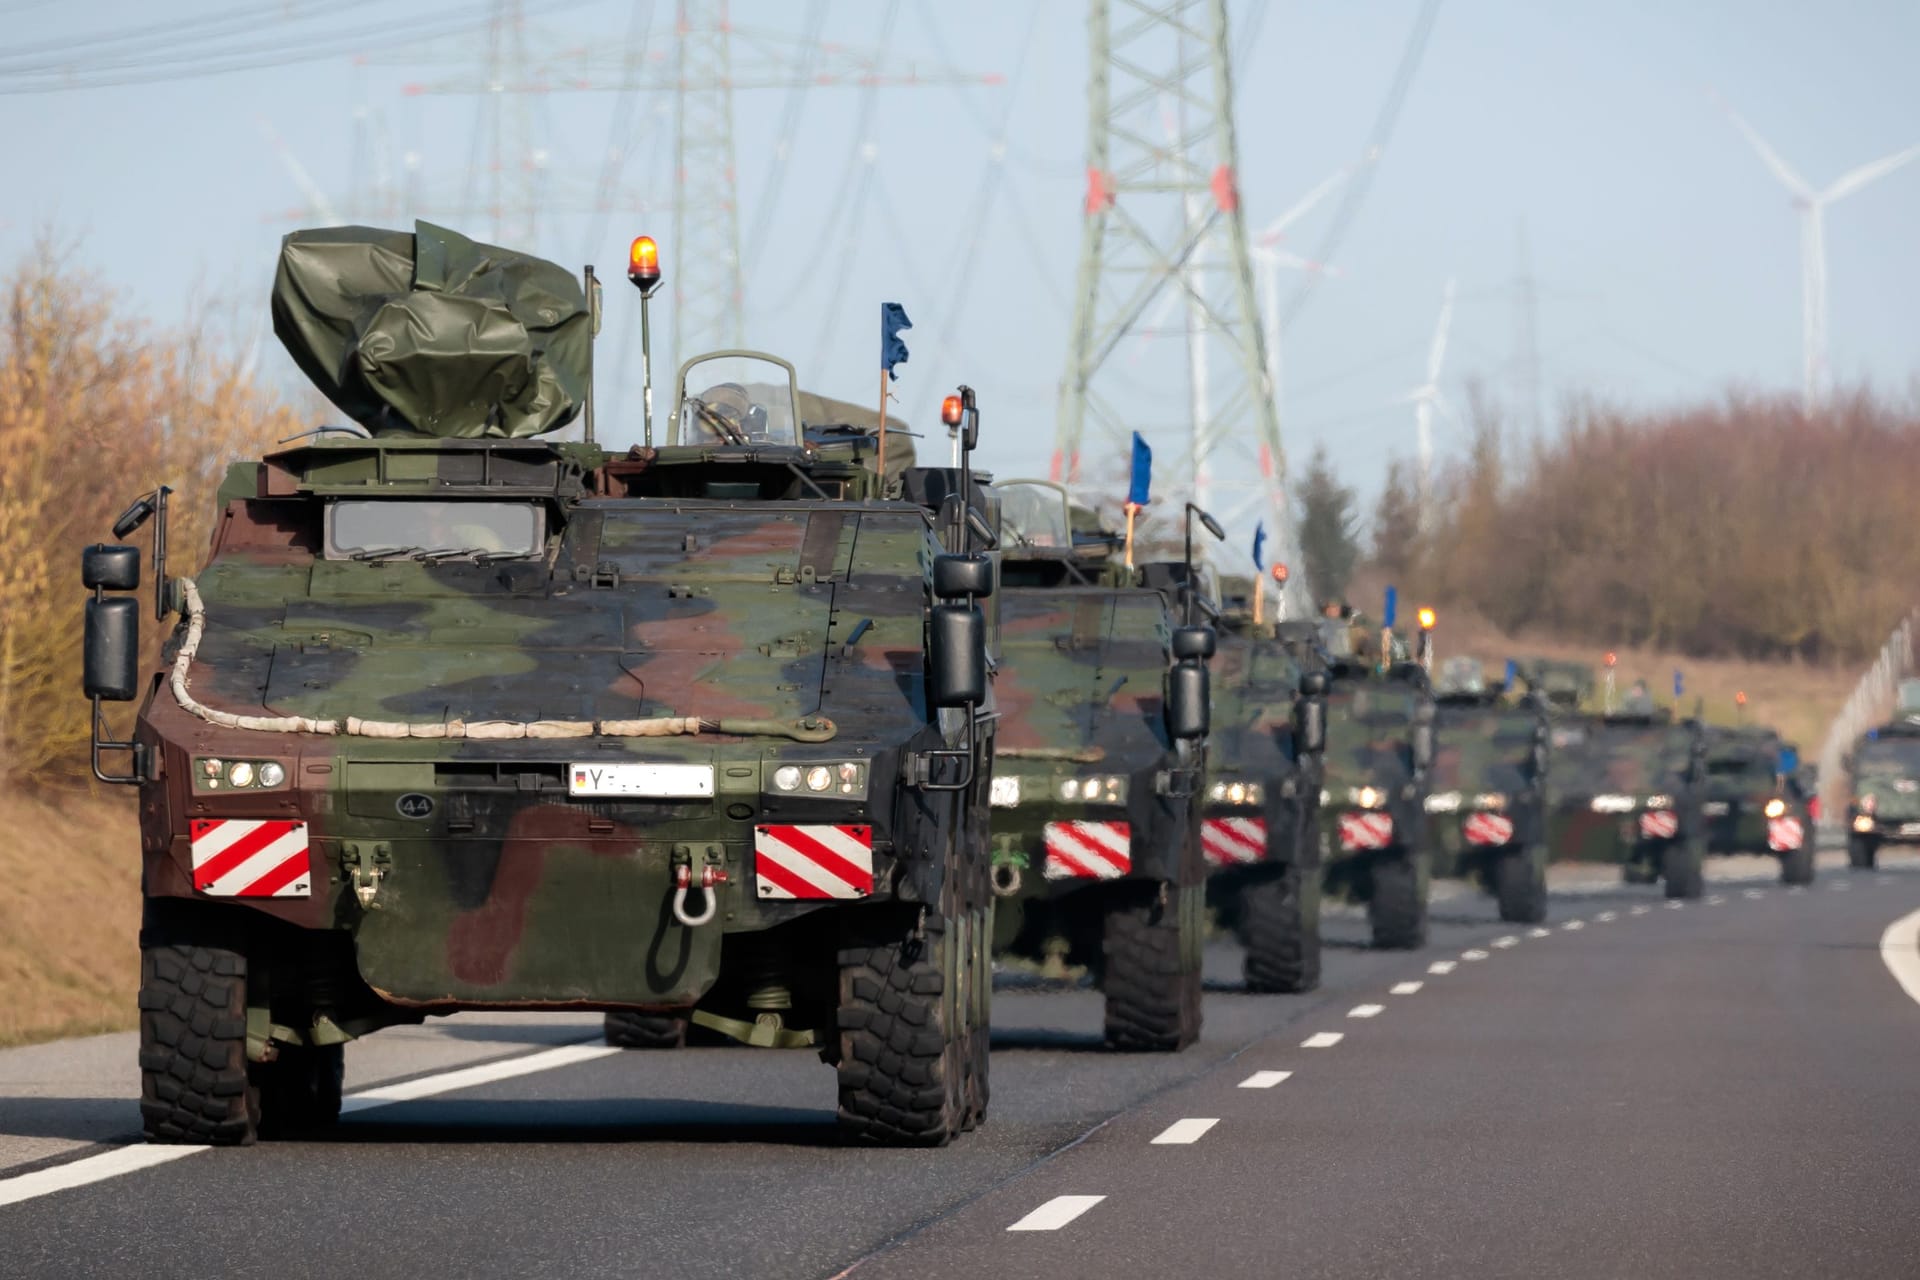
xmin=1543 ymin=715 xmax=1700 ymax=866
xmin=1424 ymin=698 xmax=1547 ymax=875
xmin=1848 ymin=728 xmax=1920 ymax=843
xmin=129 ymin=429 xmax=979 ymax=1022
xmin=1317 ymin=677 xmax=1429 ymax=867
xmin=1204 ymin=620 xmax=1321 ymax=866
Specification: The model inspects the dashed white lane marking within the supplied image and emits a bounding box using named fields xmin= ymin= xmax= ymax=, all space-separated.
xmin=1009 ymin=1195 xmax=1106 ymax=1232
xmin=1631 ymin=905 xmax=1651 ymax=915
xmin=1428 ymin=960 xmax=1457 ymax=975
xmin=1743 ymin=889 xmax=1765 ymax=900
xmin=1833 ymin=882 xmax=1851 ymax=891
xmin=1787 ymin=886 xmax=1805 ymax=895
xmin=1528 ymin=927 xmax=1551 ymax=937
xmin=1461 ymin=949 xmax=1489 ymax=961
xmin=1150 ymin=1118 xmax=1219 ymax=1145
xmin=1348 ymin=1004 xmax=1384 ymax=1019
xmin=1878 ymin=906 xmax=1920 ymax=1009
xmin=1707 ymin=895 xmax=1727 ymax=906
xmin=0 ymin=1043 xmax=622 ymax=1209
xmin=1493 ymin=935 xmax=1519 ymax=948
xmin=1878 ymin=876 xmax=1894 ymax=886
xmin=1666 ymin=901 xmax=1686 ymax=910
xmin=1390 ymin=981 xmax=1423 ymax=996
xmin=1239 ymin=1070 xmax=1292 ymax=1089
xmin=1561 ymin=920 xmax=1585 ymax=931
xmin=1596 ymin=911 xmax=1618 ymax=922
xmin=1302 ymin=1032 xmax=1345 ymax=1048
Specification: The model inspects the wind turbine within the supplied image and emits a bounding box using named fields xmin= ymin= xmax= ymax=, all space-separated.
xmin=1251 ymin=155 xmax=1370 ymax=422
xmin=1715 ymin=95 xmax=1920 ymax=413
xmin=1400 ymin=277 xmax=1456 ymax=525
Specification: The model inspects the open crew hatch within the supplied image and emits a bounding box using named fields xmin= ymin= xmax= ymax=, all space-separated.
xmin=672 ymin=352 xmax=803 ymax=447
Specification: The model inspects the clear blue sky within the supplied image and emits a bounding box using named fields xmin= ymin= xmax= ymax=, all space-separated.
xmin=3 ymin=0 xmax=1917 ymax=505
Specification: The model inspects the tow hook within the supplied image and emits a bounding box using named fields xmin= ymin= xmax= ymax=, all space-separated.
xmin=990 ymin=862 xmax=1022 ymax=897
xmin=341 ymin=841 xmax=391 ymax=910
xmin=672 ymin=862 xmax=727 ymax=928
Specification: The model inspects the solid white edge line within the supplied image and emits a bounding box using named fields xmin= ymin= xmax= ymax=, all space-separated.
xmin=1150 ymin=1118 xmax=1219 ymax=1145
xmin=1390 ymin=981 xmax=1423 ymax=995
xmin=1302 ymin=1031 xmax=1344 ymax=1048
xmin=0 ymin=1042 xmax=620 ymax=1209
xmin=1239 ymin=1070 xmax=1292 ymax=1089
xmin=1008 ymin=1195 xmax=1106 ymax=1232
xmin=1879 ymin=907 xmax=1920 ymax=1008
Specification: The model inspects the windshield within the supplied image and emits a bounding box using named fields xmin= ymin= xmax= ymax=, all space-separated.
xmin=325 ymin=500 xmax=545 ymax=560
xmin=673 ymin=355 xmax=799 ymax=446
xmin=1857 ymin=738 xmax=1920 ymax=775
xmin=997 ymin=482 xmax=1071 ymax=549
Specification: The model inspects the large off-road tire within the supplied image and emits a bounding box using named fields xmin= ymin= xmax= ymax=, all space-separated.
xmin=138 ymin=944 xmax=257 ymax=1146
xmin=252 ymin=1042 xmax=344 ymax=1139
xmin=1849 ymin=833 xmax=1879 ymax=871
xmin=1368 ymin=847 xmax=1430 ymax=950
xmin=1241 ymin=862 xmax=1321 ymax=994
xmin=1662 ymin=838 xmax=1705 ymax=900
xmin=835 ymin=907 xmax=976 ymax=1146
xmin=959 ymin=906 xmax=991 ymax=1132
xmin=1102 ymin=885 xmax=1203 ymax=1051
xmin=1779 ymin=840 xmax=1815 ymax=886
xmin=603 ymin=1011 xmax=688 ymax=1049
xmin=1495 ymin=844 xmax=1549 ymax=925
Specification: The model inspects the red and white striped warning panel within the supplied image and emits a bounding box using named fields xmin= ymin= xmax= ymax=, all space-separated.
xmin=1338 ymin=812 xmax=1394 ymax=852
xmin=1462 ymin=813 xmax=1516 ymax=847
xmin=1767 ymin=816 xmax=1805 ymax=851
xmin=1202 ymin=816 xmax=1267 ymax=866
xmin=188 ymin=819 xmax=311 ymax=898
xmin=1638 ymin=810 xmax=1679 ymax=840
xmin=1043 ymin=821 xmax=1132 ymax=879
xmin=754 ymin=824 xmax=873 ymax=899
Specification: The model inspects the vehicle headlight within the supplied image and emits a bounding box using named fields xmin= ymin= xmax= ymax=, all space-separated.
xmin=1349 ymin=786 xmax=1384 ymax=810
xmin=1208 ymin=781 xmax=1229 ymax=802
xmin=1060 ymin=778 xmax=1081 ymax=801
xmin=1060 ymin=774 xmax=1127 ymax=804
xmin=227 ymin=761 xmax=255 ymax=788
xmin=258 ymin=762 xmax=286 ymax=788
xmin=1645 ymin=794 xmax=1674 ymax=811
xmin=1472 ymin=793 xmax=1507 ymax=811
xmin=990 ymin=775 xmax=1022 ymax=807
xmin=1763 ymin=798 xmax=1786 ymax=818
xmin=767 ymin=761 xmax=867 ymax=797
xmin=1425 ymin=791 xmax=1462 ymax=814
xmin=1855 ymin=814 xmax=1875 ymax=832
xmin=194 ymin=757 xmax=288 ymax=790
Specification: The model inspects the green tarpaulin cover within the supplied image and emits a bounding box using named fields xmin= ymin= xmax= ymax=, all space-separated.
xmin=272 ymin=221 xmax=589 ymax=438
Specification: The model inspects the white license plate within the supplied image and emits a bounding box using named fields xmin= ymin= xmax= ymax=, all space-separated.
xmin=1902 ymin=823 xmax=1920 ymax=838
xmin=989 ymin=776 xmax=1021 ymax=808
xmin=568 ymin=763 xmax=715 ymax=798
xmin=1702 ymin=802 xmax=1730 ymax=817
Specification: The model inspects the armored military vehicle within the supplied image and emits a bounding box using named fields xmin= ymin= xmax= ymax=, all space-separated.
xmin=1846 ymin=715 xmax=1920 ymax=870
xmin=1544 ymin=699 xmax=1706 ymax=898
xmin=1312 ymin=611 xmax=1437 ymax=949
xmin=80 ymin=223 xmax=996 ymax=1147
xmin=1202 ymin=581 xmax=1327 ymax=991
xmin=984 ymin=481 xmax=1213 ymax=1051
xmin=1423 ymin=656 xmax=1551 ymax=923
xmin=1699 ymin=725 xmax=1813 ymax=884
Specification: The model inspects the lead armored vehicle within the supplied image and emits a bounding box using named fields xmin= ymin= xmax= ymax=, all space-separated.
xmin=1202 ymin=581 xmax=1327 ymax=991
xmin=1544 ymin=696 xmax=1706 ymax=898
xmin=984 ymin=481 xmax=1213 ymax=1051
xmin=1423 ymin=656 xmax=1551 ymax=922
xmin=1699 ymin=725 xmax=1813 ymax=884
xmin=1307 ymin=612 xmax=1436 ymax=949
xmin=81 ymin=223 xmax=995 ymax=1146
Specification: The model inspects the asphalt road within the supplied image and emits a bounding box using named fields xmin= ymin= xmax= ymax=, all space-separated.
xmin=4 ymin=853 xmax=1919 ymax=1280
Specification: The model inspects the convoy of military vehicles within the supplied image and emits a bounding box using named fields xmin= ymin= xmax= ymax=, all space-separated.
xmin=71 ymin=222 xmax=1889 ymax=1150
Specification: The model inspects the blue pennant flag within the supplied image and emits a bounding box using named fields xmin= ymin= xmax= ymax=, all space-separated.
xmin=1504 ymin=658 xmax=1518 ymax=690
xmin=1673 ymin=669 xmax=1684 ymax=699
xmin=1383 ymin=585 xmax=1398 ymax=630
xmin=1251 ymin=521 xmax=1267 ymax=572
xmin=881 ymin=303 xmax=912 ymax=381
xmin=1127 ymin=431 xmax=1152 ymax=507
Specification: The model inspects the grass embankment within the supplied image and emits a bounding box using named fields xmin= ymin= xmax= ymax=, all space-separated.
xmin=0 ymin=790 xmax=139 ymax=1047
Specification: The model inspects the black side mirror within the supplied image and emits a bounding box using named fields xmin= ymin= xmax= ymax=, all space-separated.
xmin=1166 ymin=661 xmax=1210 ymax=740
xmin=1300 ymin=670 xmax=1329 ymax=697
xmin=1411 ymin=704 xmax=1436 ymax=775
xmin=82 ymin=544 xmax=141 ymax=592
xmin=1171 ymin=625 xmax=1216 ymax=662
xmin=933 ymin=553 xmax=994 ymax=600
xmin=1296 ymin=692 xmax=1327 ymax=755
xmin=929 ymin=603 xmax=986 ymax=707
xmin=84 ymin=597 xmax=140 ymax=702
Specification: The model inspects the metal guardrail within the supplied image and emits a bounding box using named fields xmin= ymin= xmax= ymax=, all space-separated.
xmin=1817 ymin=611 xmax=1919 ymax=835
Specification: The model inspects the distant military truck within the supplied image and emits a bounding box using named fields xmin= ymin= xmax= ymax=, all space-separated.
xmin=82 ymin=223 xmax=996 ymax=1147
xmin=1423 ymin=656 xmax=1552 ymax=923
xmin=1545 ymin=700 xmax=1706 ymax=898
xmin=1846 ymin=718 xmax=1920 ymax=870
xmin=1312 ymin=614 xmax=1437 ymax=949
xmin=1201 ymin=582 xmax=1328 ymax=992
xmin=1699 ymin=726 xmax=1814 ymax=884
xmin=985 ymin=481 xmax=1213 ymax=1050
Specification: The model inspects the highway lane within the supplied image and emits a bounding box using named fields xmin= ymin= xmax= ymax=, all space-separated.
xmin=1 ymin=856 xmax=1912 ymax=1279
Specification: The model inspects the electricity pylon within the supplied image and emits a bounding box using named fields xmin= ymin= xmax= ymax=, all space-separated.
xmin=1054 ymin=0 xmax=1302 ymax=609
